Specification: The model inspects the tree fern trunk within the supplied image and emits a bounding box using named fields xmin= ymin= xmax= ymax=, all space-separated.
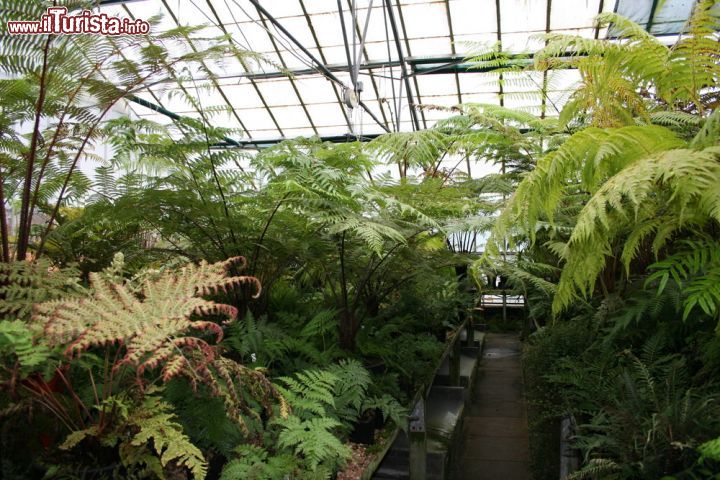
xmin=16 ymin=35 xmax=52 ymax=261
xmin=339 ymin=308 xmax=359 ymax=351
xmin=0 ymin=168 xmax=10 ymax=263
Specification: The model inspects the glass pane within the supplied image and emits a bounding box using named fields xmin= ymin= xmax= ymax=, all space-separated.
xmin=459 ymin=72 xmax=501 ymax=94
xmin=651 ymin=0 xmax=697 ymax=34
xmin=222 ymin=84 xmax=266 ymax=109
xmin=400 ymin=3 xmax=449 ymax=39
xmin=237 ymin=109 xmax=278 ymax=131
xmin=450 ymin=0 xmax=497 ymax=36
xmin=295 ymin=76 xmax=340 ymax=104
xmin=500 ymin=0 xmax=548 ymax=34
xmin=272 ymin=106 xmax=313 ymax=129
xmin=550 ymin=0 xmax=601 ymax=30
xmin=256 ymin=80 xmax=301 ymax=107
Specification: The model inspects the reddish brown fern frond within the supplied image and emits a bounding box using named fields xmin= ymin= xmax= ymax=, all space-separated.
xmin=33 ymin=257 xmax=259 ymax=382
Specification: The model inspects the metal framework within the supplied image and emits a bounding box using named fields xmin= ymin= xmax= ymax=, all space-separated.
xmin=96 ymin=0 xmax=699 ymax=148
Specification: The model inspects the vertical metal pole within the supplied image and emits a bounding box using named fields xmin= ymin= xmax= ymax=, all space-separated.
xmin=450 ymin=336 xmax=461 ymax=386
xmin=502 ymin=289 xmax=507 ymax=324
xmin=560 ymin=414 xmax=580 ymax=478
xmin=383 ymin=0 xmax=420 ymax=131
xmin=465 ymin=315 xmax=474 ymax=348
xmin=408 ymin=396 xmax=427 ymax=480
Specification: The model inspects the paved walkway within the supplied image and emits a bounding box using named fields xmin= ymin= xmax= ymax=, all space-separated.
xmin=454 ymin=333 xmax=531 ymax=480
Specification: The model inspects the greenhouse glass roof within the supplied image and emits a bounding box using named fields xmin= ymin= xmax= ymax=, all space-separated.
xmin=98 ymin=0 xmax=698 ymax=146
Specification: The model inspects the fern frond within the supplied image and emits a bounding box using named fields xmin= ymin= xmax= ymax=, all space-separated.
xmin=275 ymin=416 xmax=350 ymax=471
xmin=129 ymin=396 xmax=208 ymax=479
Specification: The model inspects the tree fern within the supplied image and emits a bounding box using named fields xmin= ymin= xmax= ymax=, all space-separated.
xmin=0 ymin=260 xmax=83 ymax=321
xmin=551 ymin=147 xmax=720 ymax=313
xmin=494 ymin=125 xmax=683 ymax=245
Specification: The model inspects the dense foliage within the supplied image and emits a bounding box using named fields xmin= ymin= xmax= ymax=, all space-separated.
xmin=487 ymin=3 xmax=720 ymax=479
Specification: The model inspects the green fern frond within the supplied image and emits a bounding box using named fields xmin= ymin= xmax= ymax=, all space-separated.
xmin=129 ymin=396 xmax=208 ymax=479
xmin=566 ymin=458 xmax=621 ymax=479
xmin=0 ymin=320 xmax=51 ymax=374
xmin=275 ymin=416 xmax=350 ymax=471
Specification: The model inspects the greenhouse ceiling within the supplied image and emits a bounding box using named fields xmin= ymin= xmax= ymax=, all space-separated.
xmin=98 ymin=0 xmax=699 ymax=147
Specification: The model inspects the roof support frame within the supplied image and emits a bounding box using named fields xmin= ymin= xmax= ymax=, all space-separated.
xmin=383 ymin=0 xmax=420 ymax=131
xmin=211 ymin=132 xmax=383 ymax=149
xmin=595 ymin=0 xmax=605 ymax=39
xmin=345 ymin=0 xmax=392 ymax=131
xmin=298 ymin=0 xmax=353 ymax=132
xmin=394 ymin=0 xmax=427 ymax=129
xmin=338 ymin=0 xmax=357 ymax=90
xmin=248 ymin=0 xmax=390 ymax=133
xmin=495 ymin=0 xmax=504 ymax=107
xmin=646 ymin=0 xmax=661 ymax=32
xmin=443 ymin=0 xmax=462 ymax=105
xmin=252 ymin=4 xmax=318 ymax=136
xmin=198 ymin=0 xmax=285 ymax=138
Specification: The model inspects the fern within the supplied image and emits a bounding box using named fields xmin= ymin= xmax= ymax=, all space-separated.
xmin=33 ymin=256 xmax=259 ymax=381
xmin=0 ymin=320 xmax=51 ymax=374
xmin=327 ymin=359 xmax=371 ymax=427
xmin=276 ymin=369 xmax=338 ymax=418
xmin=0 ymin=260 xmax=83 ymax=321
xmin=698 ymin=436 xmax=720 ymax=462
xmin=128 ymin=396 xmax=207 ymax=480
xmin=647 ymin=239 xmax=720 ymax=322
xmin=220 ymin=445 xmax=297 ymax=480
xmin=554 ymin=147 xmax=720 ymax=313
xmin=566 ymin=458 xmax=621 ymax=479
xmin=362 ymin=394 xmax=407 ymax=428
xmin=275 ymin=416 xmax=350 ymax=471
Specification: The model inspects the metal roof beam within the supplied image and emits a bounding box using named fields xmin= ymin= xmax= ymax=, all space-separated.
xmin=248 ymin=0 xmax=389 ymax=132
xmin=394 ymin=0 xmax=427 ymax=129
xmin=298 ymin=0 xmax=353 ymax=131
xmin=345 ymin=0 xmax=391 ymax=131
xmin=383 ymin=0 xmax=420 ymax=131
xmin=443 ymin=0 xmax=462 ymax=105
xmin=211 ymin=133 xmax=383 ymax=149
xmin=127 ymin=95 xmax=250 ymax=148
xmin=646 ymin=0 xmax=661 ymax=32
xmin=253 ymin=4 xmax=318 ymax=136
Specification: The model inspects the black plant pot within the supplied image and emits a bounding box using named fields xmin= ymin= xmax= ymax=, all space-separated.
xmin=350 ymin=411 xmax=376 ymax=444
xmin=372 ymin=408 xmax=384 ymax=429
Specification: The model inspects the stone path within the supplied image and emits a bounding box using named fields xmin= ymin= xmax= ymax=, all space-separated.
xmin=453 ymin=333 xmax=531 ymax=480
